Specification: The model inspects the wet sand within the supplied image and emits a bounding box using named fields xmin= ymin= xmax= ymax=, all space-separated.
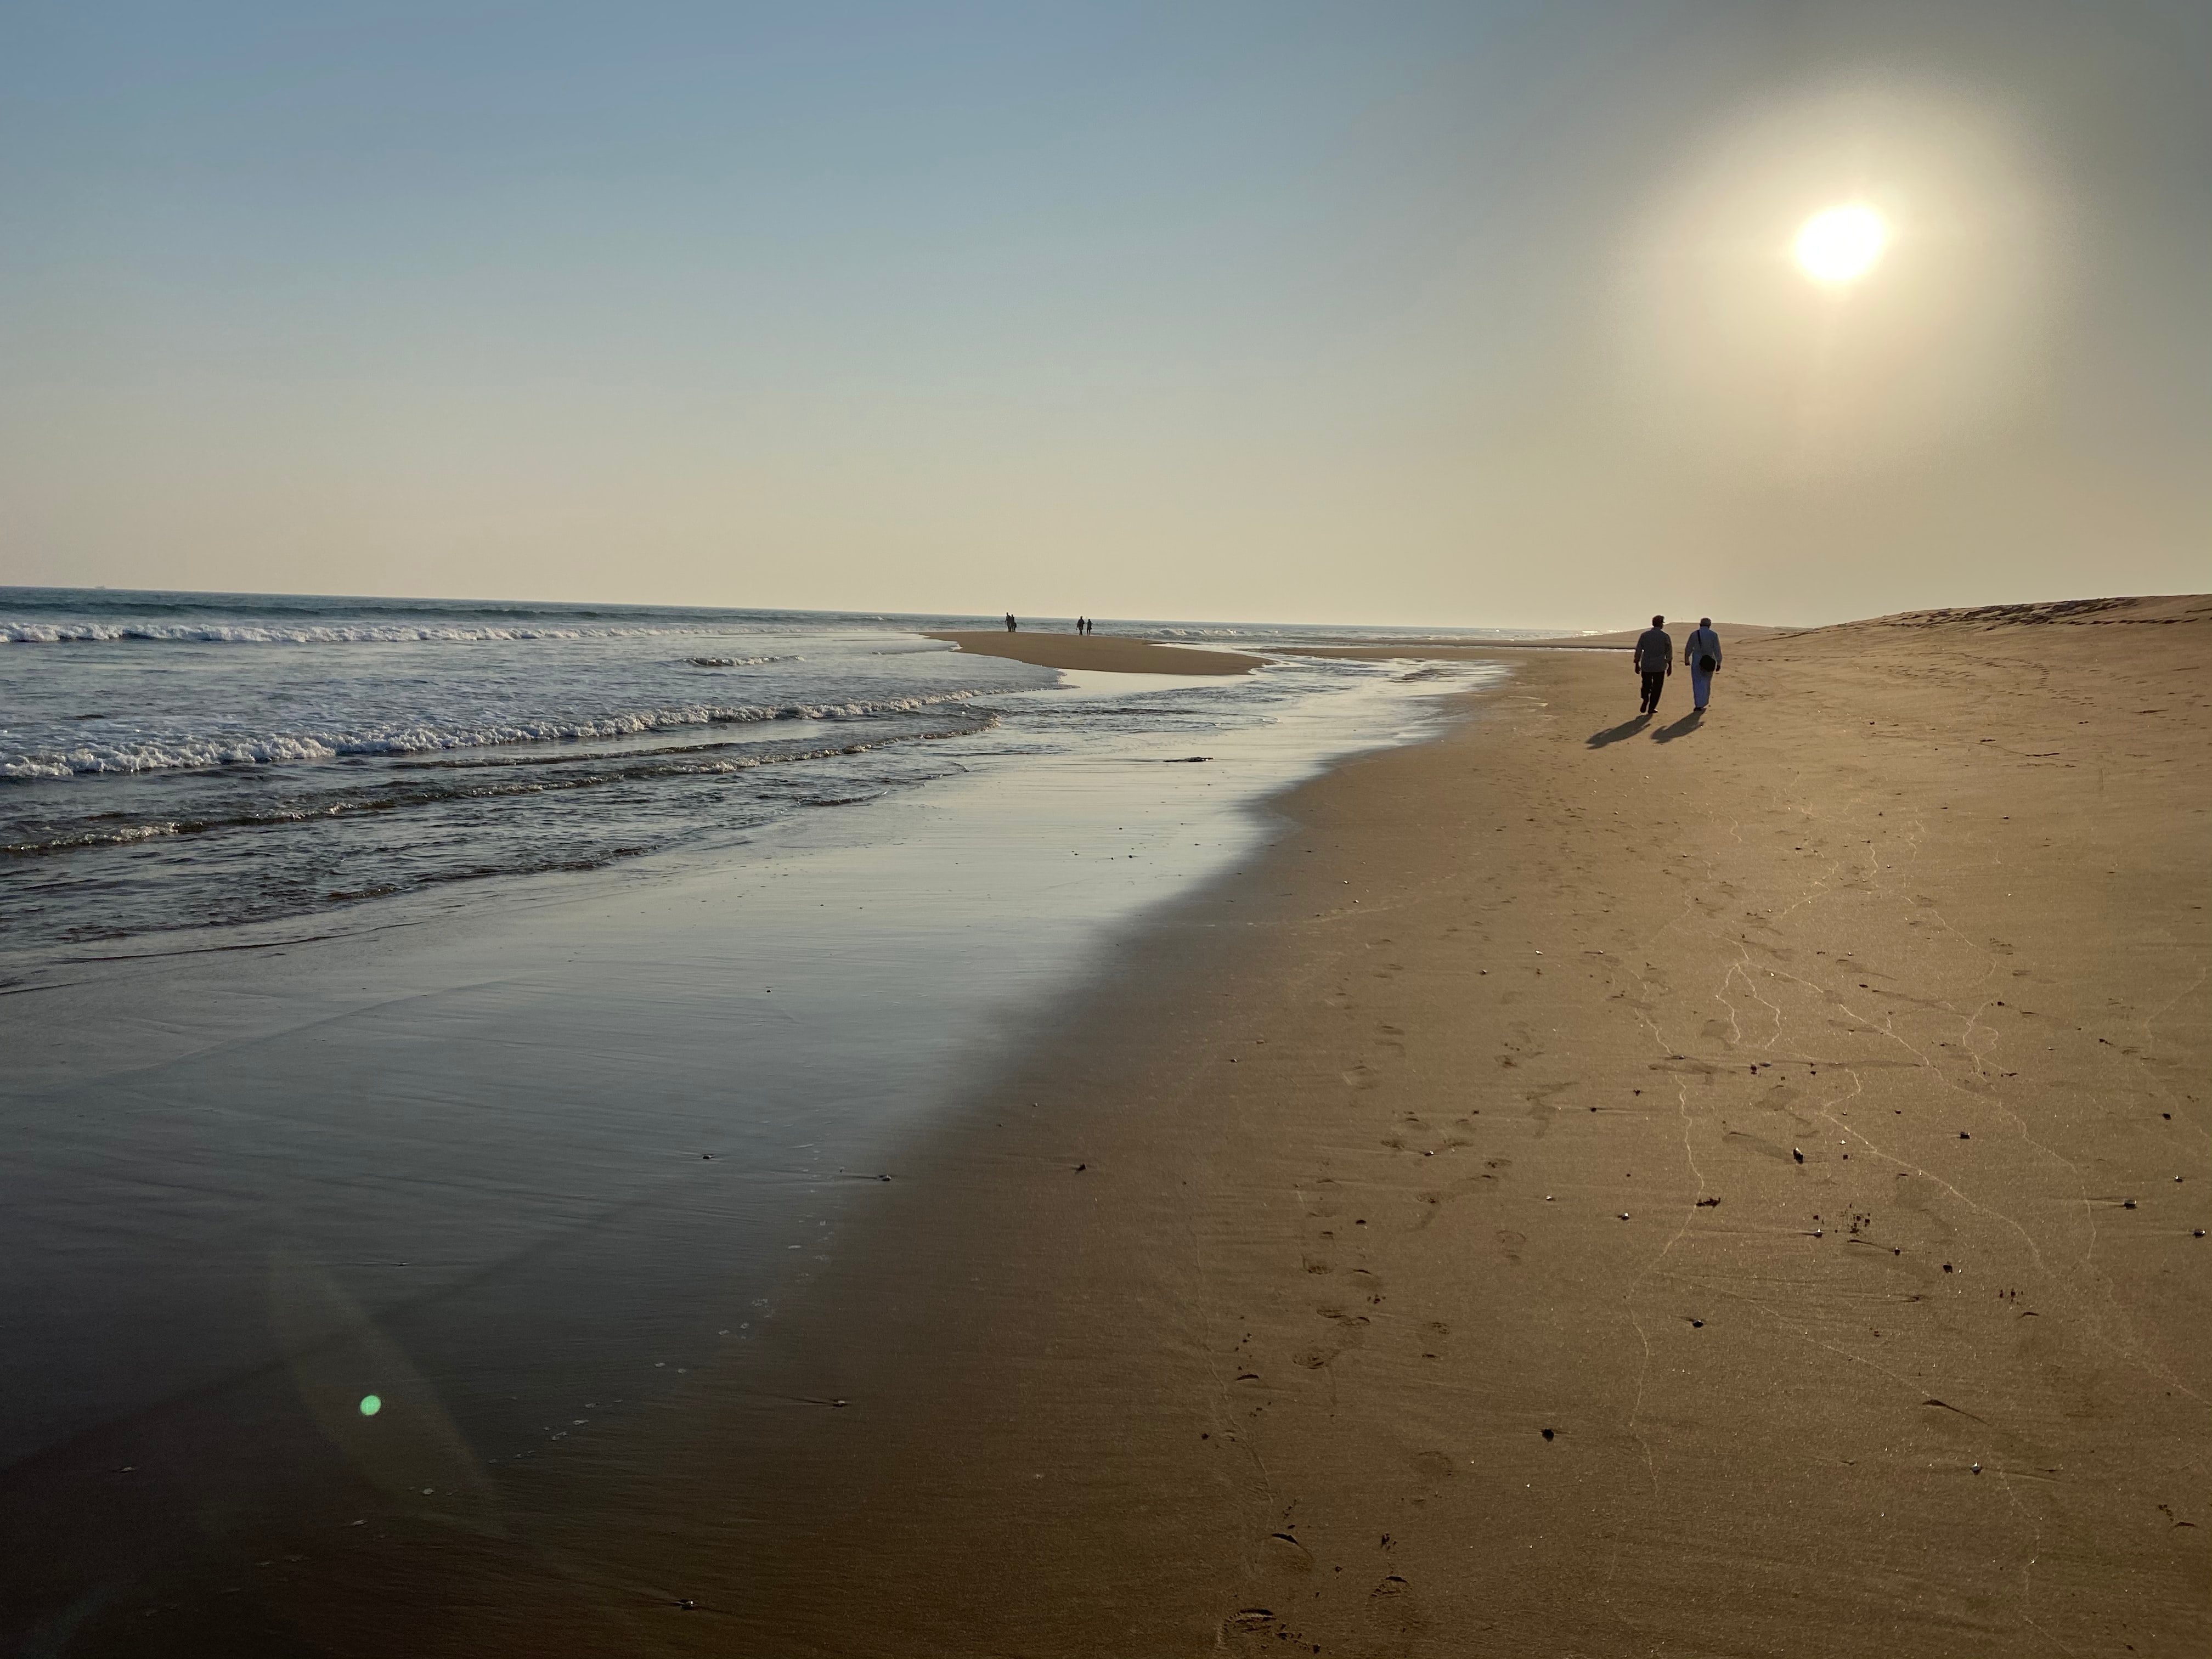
xmin=61 ymin=596 xmax=2212 ymax=1656
xmin=924 ymin=630 xmax=1259 ymax=674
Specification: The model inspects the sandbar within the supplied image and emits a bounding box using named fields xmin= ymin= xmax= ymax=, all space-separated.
xmin=924 ymin=629 xmax=1259 ymax=675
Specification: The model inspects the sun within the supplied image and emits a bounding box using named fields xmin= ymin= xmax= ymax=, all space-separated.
xmin=1794 ymin=205 xmax=1886 ymax=284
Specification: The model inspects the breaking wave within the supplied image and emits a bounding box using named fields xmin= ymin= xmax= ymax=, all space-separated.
xmin=0 ymin=620 xmax=675 ymax=645
xmin=1 ymin=690 xmax=995 ymax=779
xmin=3 ymin=721 xmax=994 ymax=857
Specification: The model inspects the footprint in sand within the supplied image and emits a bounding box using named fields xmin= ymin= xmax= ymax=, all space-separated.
xmin=1261 ymin=1532 xmax=1314 ymax=1573
xmin=1367 ymin=1572 xmax=1427 ymax=1639
xmin=1313 ymin=1307 xmax=1372 ymax=1351
xmin=1412 ymin=1448 xmax=1459 ymax=1485
xmin=1219 ymin=1607 xmax=1314 ymax=1654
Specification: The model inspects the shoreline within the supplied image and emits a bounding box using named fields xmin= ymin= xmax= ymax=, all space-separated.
xmin=2 ymin=642 xmax=1486 ymax=1655
xmin=35 ymin=597 xmax=2212 ymax=1655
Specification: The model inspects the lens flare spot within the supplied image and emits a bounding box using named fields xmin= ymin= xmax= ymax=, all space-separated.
xmin=358 ymin=1393 xmax=382 ymax=1417
xmin=1795 ymin=205 xmax=1886 ymax=283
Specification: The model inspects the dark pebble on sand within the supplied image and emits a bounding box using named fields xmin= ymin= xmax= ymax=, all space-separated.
xmin=1541 ymin=1428 xmax=1555 ymax=1441
xmin=1792 ymin=1148 xmax=1804 ymax=1163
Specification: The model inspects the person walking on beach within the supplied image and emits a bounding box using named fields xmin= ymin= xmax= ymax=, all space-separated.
xmin=1005 ymin=613 xmax=1017 ymax=633
xmin=1684 ymin=618 xmax=1722 ymax=713
xmin=1634 ymin=614 xmax=1672 ymax=715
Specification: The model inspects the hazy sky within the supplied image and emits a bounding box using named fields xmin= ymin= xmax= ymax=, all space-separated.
xmin=3 ymin=2 xmax=2205 ymax=627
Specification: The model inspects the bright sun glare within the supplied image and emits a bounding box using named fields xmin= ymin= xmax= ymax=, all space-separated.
xmin=1794 ymin=205 xmax=1887 ymax=283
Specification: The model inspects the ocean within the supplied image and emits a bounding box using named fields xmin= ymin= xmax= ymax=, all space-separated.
xmin=2 ymin=586 xmax=1519 ymax=961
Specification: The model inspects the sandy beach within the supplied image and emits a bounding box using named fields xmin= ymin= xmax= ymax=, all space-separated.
xmin=70 ymin=594 xmax=2205 ymax=1657
xmin=12 ymin=3 xmax=2209 ymax=1650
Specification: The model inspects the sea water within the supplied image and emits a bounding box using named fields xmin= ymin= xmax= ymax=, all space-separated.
xmin=2 ymin=586 xmax=1518 ymax=960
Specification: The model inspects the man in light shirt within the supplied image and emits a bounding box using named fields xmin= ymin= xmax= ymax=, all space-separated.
xmin=1684 ymin=618 xmax=1722 ymax=713
xmin=1633 ymin=615 xmax=1672 ymax=715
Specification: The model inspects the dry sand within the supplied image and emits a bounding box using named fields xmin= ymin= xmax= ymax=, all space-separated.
xmin=1274 ymin=621 xmax=1799 ymax=662
xmin=1524 ymin=619 xmax=1798 ymax=650
xmin=96 ymin=596 xmax=2210 ymax=1656
xmin=925 ymin=629 xmax=1259 ymax=674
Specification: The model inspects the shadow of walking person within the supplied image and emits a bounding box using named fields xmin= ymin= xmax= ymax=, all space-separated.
xmin=1587 ymin=715 xmax=1650 ymax=748
xmin=1651 ymin=710 xmax=1705 ymax=743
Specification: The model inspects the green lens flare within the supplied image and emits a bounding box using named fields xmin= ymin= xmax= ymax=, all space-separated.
xmin=359 ymin=1394 xmax=382 ymax=1417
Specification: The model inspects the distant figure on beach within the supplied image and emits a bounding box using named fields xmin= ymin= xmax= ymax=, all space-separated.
xmin=1005 ymin=613 xmax=1017 ymax=633
xmin=1634 ymin=614 xmax=1672 ymax=715
xmin=1684 ymin=618 xmax=1722 ymax=713
xmin=1075 ymin=616 xmax=1086 ymax=634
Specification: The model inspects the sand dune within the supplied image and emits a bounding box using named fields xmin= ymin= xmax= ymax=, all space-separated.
xmin=1530 ymin=618 xmax=1798 ymax=647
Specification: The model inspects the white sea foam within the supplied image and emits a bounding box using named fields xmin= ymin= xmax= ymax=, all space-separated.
xmin=0 ymin=620 xmax=678 ymax=645
xmin=0 ymin=690 xmax=994 ymax=778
